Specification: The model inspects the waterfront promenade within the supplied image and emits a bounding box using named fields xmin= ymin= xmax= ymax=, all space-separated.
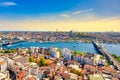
xmin=92 ymin=40 xmax=120 ymax=70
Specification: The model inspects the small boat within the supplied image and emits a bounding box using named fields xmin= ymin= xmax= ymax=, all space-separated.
xmin=19 ymin=44 xmax=23 ymax=46
xmin=39 ymin=41 xmax=43 ymax=43
xmin=73 ymin=46 xmax=76 ymax=48
xmin=7 ymin=44 xmax=12 ymax=47
xmin=76 ymin=42 xmax=79 ymax=44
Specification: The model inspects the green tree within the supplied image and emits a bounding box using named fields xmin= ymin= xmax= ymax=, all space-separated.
xmin=112 ymin=53 xmax=120 ymax=62
xmin=100 ymin=55 xmax=105 ymax=60
xmin=29 ymin=57 xmax=34 ymax=62
xmin=79 ymin=52 xmax=86 ymax=56
xmin=0 ymin=50 xmax=4 ymax=53
xmin=39 ymin=57 xmax=46 ymax=66
xmin=73 ymin=50 xmax=79 ymax=56
xmin=58 ymin=49 xmax=63 ymax=57
xmin=26 ymin=49 xmax=29 ymax=53
xmin=112 ymin=54 xmax=118 ymax=58
xmin=73 ymin=50 xmax=86 ymax=56
xmin=106 ymin=61 xmax=110 ymax=67
xmin=4 ymin=49 xmax=15 ymax=53
xmin=46 ymin=50 xmax=51 ymax=55
xmin=76 ymin=32 xmax=87 ymax=37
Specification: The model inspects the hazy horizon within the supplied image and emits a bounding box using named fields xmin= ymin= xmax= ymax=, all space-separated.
xmin=0 ymin=30 xmax=118 ymax=32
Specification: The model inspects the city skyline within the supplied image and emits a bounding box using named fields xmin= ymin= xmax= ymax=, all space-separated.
xmin=0 ymin=0 xmax=120 ymax=32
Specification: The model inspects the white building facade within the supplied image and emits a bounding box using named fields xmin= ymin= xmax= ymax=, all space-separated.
xmin=62 ymin=48 xmax=72 ymax=61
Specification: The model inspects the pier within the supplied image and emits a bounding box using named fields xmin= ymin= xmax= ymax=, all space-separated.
xmin=92 ymin=40 xmax=120 ymax=70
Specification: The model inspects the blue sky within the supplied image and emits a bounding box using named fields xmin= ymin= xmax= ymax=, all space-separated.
xmin=0 ymin=0 xmax=120 ymax=17
xmin=0 ymin=0 xmax=120 ymax=31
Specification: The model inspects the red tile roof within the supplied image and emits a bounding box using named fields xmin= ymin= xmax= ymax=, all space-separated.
xmin=17 ymin=71 xmax=27 ymax=80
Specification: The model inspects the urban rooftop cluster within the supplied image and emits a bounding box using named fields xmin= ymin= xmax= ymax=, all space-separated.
xmin=0 ymin=31 xmax=120 ymax=43
xmin=0 ymin=46 xmax=120 ymax=80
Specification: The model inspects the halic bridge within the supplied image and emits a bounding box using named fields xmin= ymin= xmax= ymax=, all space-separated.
xmin=92 ymin=40 xmax=120 ymax=70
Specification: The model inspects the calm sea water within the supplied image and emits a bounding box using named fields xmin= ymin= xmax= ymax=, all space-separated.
xmin=103 ymin=43 xmax=120 ymax=55
xmin=3 ymin=41 xmax=120 ymax=55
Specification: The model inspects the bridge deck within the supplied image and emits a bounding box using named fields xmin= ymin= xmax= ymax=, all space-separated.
xmin=92 ymin=40 xmax=120 ymax=70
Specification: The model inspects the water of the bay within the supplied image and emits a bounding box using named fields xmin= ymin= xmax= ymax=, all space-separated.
xmin=3 ymin=41 xmax=120 ymax=55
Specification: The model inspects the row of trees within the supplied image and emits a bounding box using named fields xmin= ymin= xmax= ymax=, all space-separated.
xmin=73 ymin=50 xmax=86 ymax=56
xmin=0 ymin=49 xmax=15 ymax=53
xmin=112 ymin=54 xmax=120 ymax=62
xmin=76 ymin=32 xmax=88 ymax=38
xmin=29 ymin=57 xmax=47 ymax=66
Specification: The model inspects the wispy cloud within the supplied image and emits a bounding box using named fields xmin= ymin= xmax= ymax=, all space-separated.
xmin=61 ymin=14 xmax=70 ymax=18
xmin=73 ymin=8 xmax=94 ymax=15
xmin=61 ymin=8 xmax=94 ymax=18
xmin=0 ymin=2 xmax=17 ymax=6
